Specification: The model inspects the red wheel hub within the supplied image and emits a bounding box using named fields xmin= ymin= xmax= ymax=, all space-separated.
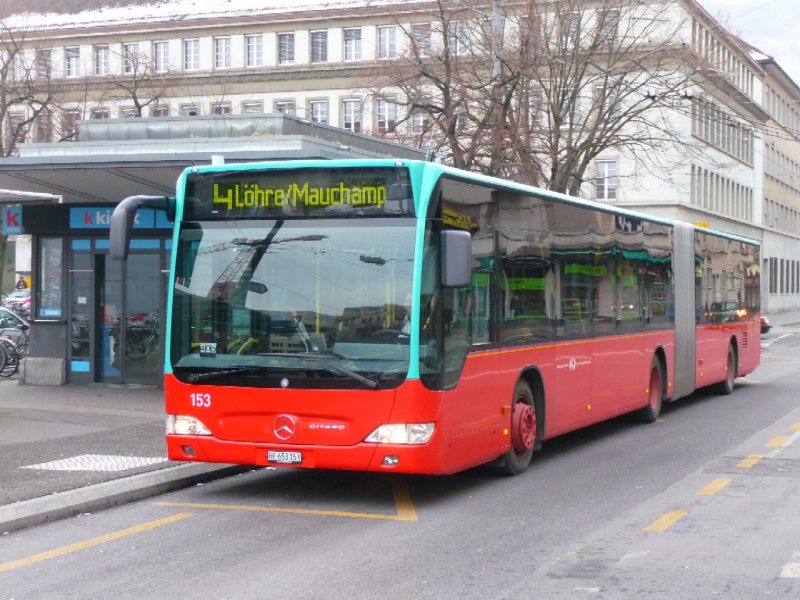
xmin=511 ymin=401 xmax=536 ymax=453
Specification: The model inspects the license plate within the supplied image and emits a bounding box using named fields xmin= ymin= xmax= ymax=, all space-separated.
xmin=267 ymin=450 xmax=302 ymax=464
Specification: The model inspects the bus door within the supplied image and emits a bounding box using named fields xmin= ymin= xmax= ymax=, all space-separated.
xmin=551 ymin=264 xmax=594 ymax=430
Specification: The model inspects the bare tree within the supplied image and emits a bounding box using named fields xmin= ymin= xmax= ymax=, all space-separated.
xmin=374 ymin=0 xmax=717 ymax=195
xmin=0 ymin=22 xmax=55 ymax=156
xmin=106 ymin=41 xmax=172 ymax=117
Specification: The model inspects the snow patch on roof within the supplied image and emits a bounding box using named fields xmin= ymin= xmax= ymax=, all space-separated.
xmin=8 ymin=0 xmax=406 ymax=31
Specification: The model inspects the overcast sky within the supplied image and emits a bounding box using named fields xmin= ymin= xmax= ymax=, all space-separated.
xmin=699 ymin=0 xmax=800 ymax=85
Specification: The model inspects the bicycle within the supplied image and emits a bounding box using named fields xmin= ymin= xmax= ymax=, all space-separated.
xmin=0 ymin=324 xmax=29 ymax=377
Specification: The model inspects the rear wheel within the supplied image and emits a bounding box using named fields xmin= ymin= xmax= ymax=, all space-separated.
xmin=499 ymin=380 xmax=537 ymax=476
xmin=634 ymin=358 xmax=663 ymax=423
xmin=713 ymin=344 xmax=737 ymax=395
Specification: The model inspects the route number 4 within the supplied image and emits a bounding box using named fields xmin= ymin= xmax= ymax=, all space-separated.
xmin=190 ymin=393 xmax=212 ymax=407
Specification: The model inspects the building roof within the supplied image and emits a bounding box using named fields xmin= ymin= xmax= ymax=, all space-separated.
xmin=0 ymin=114 xmax=427 ymax=205
xmin=2 ymin=0 xmax=406 ymax=30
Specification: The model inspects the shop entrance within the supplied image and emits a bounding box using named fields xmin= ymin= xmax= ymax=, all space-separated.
xmin=68 ymin=239 xmax=167 ymax=385
xmin=97 ymin=251 xmax=163 ymax=384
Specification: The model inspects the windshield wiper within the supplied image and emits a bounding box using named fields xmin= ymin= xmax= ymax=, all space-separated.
xmin=183 ymin=366 xmax=265 ymax=383
xmin=257 ymin=352 xmax=379 ymax=389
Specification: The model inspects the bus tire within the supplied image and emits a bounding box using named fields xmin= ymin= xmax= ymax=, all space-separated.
xmin=498 ymin=379 xmax=537 ymax=476
xmin=713 ymin=343 xmax=737 ymax=396
xmin=634 ymin=357 xmax=663 ymax=423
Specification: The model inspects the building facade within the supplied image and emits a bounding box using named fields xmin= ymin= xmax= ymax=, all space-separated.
xmin=2 ymin=0 xmax=799 ymax=324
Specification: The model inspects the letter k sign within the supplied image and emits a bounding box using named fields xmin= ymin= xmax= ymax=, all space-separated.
xmin=2 ymin=206 xmax=22 ymax=235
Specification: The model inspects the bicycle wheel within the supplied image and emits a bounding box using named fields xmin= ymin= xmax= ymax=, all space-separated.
xmin=0 ymin=338 xmax=19 ymax=377
xmin=0 ymin=341 xmax=7 ymax=375
xmin=15 ymin=332 xmax=29 ymax=358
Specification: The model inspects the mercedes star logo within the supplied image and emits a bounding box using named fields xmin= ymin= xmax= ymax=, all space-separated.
xmin=273 ymin=414 xmax=297 ymax=440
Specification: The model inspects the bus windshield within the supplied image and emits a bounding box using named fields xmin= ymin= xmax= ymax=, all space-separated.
xmin=170 ymin=217 xmax=416 ymax=387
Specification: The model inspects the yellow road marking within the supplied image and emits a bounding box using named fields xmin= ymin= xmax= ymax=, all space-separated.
xmin=767 ymin=436 xmax=788 ymax=448
xmin=391 ymin=479 xmax=418 ymax=521
xmin=644 ymin=511 xmax=686 ymax=533
xmin=155 ymin=478 xmax=418 ymax=522
xmin=736 ymin=454 xmax=764 ymax=469
xmin=154 ymin=501 xmax=415 ymax=521
xmin=790 ymin=423 xmax=800 ymax=432
xmin=697 ymin=478 xmax=731 ymax=497
xmin=0 ymin=513 xmax=194 ymax=574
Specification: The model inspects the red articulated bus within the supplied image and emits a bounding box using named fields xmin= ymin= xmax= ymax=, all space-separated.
xmin=111 ymin=159 xmax=761 ymax=475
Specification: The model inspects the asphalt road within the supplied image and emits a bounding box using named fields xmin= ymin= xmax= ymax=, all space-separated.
xmin=2 ymin=330 xmax=799 ymax=599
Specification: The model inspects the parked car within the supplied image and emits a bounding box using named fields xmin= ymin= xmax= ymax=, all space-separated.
xmin=760 ymin=316 xmax=772 ymax=334
xmin=0 ymin=306 xmax=29 ymax=343
xmin=2 ymin=289 xmax=30 ymax=319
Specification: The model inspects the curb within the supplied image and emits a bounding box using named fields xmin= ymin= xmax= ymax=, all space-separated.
xmin=0 ymin=463 xmax=246 ymax=533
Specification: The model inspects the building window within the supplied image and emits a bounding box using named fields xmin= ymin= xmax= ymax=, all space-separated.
xmin=35 ymin=48 xmax=52 ymax=78
xmin=90 ymin=107 xmax=110 ymax=119
xmin=12 ymin=54 xmax=25 ymax=81
xmin=410 ymin=110 xmax=431 ymax=134
xmin=183 ymin=39 xmax=200 ymax=71
xmin=311 ymin=30 xmax=327 ymax=63
xmin=343 ymin=28 xmax=362 ymax=61
xmin=246 ymin=35 xmax=263 ymax=67
xmin=561 ymin=12 xmax=581 ymax=49
xmin=65 ymin=47 xmax=81 ymax=78
xmin=342 ymin=99 xmax=361 ymax=132
xmin=278 ymin=33 xmax=295 ymax=65
xmin=215 ymin=37 xmax=231 ymax=69
xmin=34 ymin=110 xmax=52 ymax=143
xmin=8 ymin=112 xmax=26 ymax=144
xmin=151 ymin=105 xmax=170 ymax=117
xmin=94 ymin=45 xmax=110 ymax=76
xmin=595 ymin=85 xmax=620 ymax=123
xmin=309 ymin=100 xmax=328 ymax=124
xmin=211 ymin=103 xmax=231 ymax=115
xmin=153 ymin=41 xmax=169 ymax=73
xmin=597 ymin=9 xmax=620 ymax=44
xmin=448 ymin=21 xmax=468 ymax=56
xmin=120 ymin=107 xmax=139 ymax=118
xmin=275 ymin=101 xmax=296 ymax=115
xmin=595 ymin=160 xmax=617 ymax=200
xmin=38 ymin=237 xmax=64 ymax=319
xmin=378 ymin=26 xmax=396 ymax=59
xmin=242 ymin=101 xmax=264 ymax=113
xmin=376 ymin=99 xmax=397 ymax=134
xmin=61 ymin=109 xmax=80 ymax=140
xmin=123 ymin=43 xmax=138 ymax=74
xmin=180 ymin=104 xmax=200 ymax=116
xmin=411 ymin=23 xmax=431 ymax=57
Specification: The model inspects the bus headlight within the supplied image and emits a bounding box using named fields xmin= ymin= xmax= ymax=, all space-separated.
xmin=167 ymin=415 xmax=212 ymax=436
xmin=364 ymin=423 xmax=434 ymax=445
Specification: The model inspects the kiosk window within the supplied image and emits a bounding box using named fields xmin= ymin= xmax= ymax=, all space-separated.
xmin=38 ymin=237 xmax=64 ymax=319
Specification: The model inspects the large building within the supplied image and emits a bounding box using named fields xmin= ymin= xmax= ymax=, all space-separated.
xmin=1 ymin=0 xmax=799 ymax=383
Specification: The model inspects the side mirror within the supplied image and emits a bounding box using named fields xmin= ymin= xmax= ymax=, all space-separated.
xmin=110 ymin=195 xmax=175 ymax=259
xmin=441 ymin=229 xmax=472 ymax=288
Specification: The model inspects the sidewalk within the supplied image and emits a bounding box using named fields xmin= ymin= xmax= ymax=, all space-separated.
xmin=0 ymin=380 xmax=239 ymax=532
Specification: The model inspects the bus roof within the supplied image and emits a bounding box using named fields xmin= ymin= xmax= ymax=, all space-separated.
xmin=179 ymin=158 xmax=760 ymax=247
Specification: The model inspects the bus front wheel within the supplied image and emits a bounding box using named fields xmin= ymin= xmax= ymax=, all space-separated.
xmin=499 ymin=380 xmax=537 ymax=476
